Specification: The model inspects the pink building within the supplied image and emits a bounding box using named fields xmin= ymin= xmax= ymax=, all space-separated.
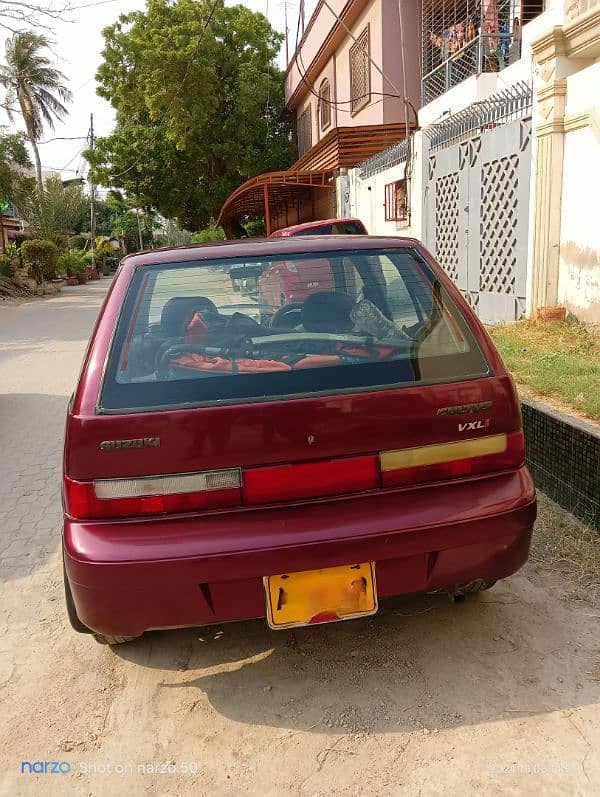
xmin=219 ymin=0 xmax=421 ymax=236
xmin=285 ymin=0 xmax=421 ymax=165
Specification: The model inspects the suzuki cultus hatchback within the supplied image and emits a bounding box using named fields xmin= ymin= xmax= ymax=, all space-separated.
xmin=62 ymin=237 xmax=536 ymax=644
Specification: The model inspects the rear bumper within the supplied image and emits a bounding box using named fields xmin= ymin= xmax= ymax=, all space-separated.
xmin=64 ymin=468 xmax=536 ymax=637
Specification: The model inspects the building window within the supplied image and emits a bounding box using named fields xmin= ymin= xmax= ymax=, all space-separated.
xmin=385 ymin=180 xmax=408 ymax=222
xmin=297 ymin=104 xmax=312 ymax=156
xmin=350 ymin=26 xmax=370 ymax=114
xmin=318 ymin=79 xmax=332 ymax=131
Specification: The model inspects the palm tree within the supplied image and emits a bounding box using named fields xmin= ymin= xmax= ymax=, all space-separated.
xmin=0 ymin=32 xmax=72 ymax=189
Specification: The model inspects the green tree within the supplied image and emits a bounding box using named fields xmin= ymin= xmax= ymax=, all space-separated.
xmin=87 ymin=0 xmax=295 ymax=230
xmin=15 ymin=173 xmax=89 ymax=246
xmin=0 ymin=129 xmax=33 ymax=205
xmin=0 ymin=32 xmax=72 ymax=189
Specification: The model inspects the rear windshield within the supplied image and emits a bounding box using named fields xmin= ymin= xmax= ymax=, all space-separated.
xmin=100 ymin=248 xmax=489 ymax=411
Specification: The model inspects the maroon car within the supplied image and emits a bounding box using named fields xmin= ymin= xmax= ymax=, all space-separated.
xmin=62 ymin=237 xmax=536 ymax=644
xmin=269 ymin=218 xmax=368 ymax=237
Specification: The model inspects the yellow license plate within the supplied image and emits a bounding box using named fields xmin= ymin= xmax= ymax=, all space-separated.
xmin=264 ymin=562 xmax=377 ymax=630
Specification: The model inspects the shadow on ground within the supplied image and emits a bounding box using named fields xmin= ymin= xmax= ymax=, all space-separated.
xmin=114 ymin=575 xmax=598 ymax=735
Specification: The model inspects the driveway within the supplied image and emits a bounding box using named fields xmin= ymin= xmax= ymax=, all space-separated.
xmin=0 ymin=280 xmax=598 ymax=796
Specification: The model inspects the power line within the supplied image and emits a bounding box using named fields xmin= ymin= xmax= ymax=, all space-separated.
xmin=37 ymin=135 xmax=88 ymax=144
xmin=293 ymin=6 xmax=403 ymax=111
xmin=60 ymin=142 xmax=87 ymax=172
xmin=72 ymin=0 xmax=125 ymax=9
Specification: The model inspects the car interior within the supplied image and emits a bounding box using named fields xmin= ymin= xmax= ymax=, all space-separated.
xmin=116 ymin=249 xmax=473 ymax=389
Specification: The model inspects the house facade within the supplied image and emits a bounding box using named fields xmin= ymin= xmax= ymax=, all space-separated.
xmin=349 ymin=0 xmax=600 ymax=322
xmin=219 ymin=0 xmax=422 ymax=236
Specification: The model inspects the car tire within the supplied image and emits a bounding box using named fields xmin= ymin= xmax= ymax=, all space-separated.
xmin=63 ymin=558 xmax=92 ymax=634
xmin=93 ymin=633 xmax=139 ymax=646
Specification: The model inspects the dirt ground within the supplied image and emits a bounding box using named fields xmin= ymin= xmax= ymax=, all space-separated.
xmin=1 ymin=506 xmax=599 ymax=797
xmin=1 ymin=283 xmax=599 ymax=796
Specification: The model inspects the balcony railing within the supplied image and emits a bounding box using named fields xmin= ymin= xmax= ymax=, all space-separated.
xmin=420 ymin=0 xmax=531 ymax=106
xmin=422 ymin=29 xmax=522 ymax=105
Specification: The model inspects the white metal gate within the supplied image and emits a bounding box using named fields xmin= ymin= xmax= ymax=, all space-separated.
xmin=425 ymin=116 xmax=532 ymax=322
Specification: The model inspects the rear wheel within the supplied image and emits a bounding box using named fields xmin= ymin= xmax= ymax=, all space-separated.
xmin=93 ymin=633 xmax=139 ymax=646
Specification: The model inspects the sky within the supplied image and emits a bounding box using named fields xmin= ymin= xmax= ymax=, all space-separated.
xmin=0 ymin=0 xmax=318 ymax=186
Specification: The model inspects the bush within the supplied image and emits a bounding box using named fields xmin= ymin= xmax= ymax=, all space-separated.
xmin=0 ymin=253 xmax=13 ymax=277
xmin=191 ymin=222 xmax=226 ymax=243
xmin=21 ymin=239 xmax=59 ymax=283
xmin=58 ymin=249 xmax=87 ymax=277
xmin=243 ymin=218 xmax=266 ymax=237
xmin=67 ymin=234 xmax=88 ymax=251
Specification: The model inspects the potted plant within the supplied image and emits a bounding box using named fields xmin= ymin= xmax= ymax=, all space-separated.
xmin=58 ymin=249 xmax=88 ymax=284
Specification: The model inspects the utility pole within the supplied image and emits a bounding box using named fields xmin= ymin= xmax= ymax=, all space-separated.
xmin=89 ymin=113 xmax=97 ymax=271
xmin=136 ymin=208 xmax=144 ymax=251
xmin=283 ymin=0 xmax=290 ymax=68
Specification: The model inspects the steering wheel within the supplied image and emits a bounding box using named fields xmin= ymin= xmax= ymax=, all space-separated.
xmin=269 ymin=302 xmax=304 ymax=329
xmin=155 ymin=343 xmax=214 ymax=378
xmin=269 ymin=302 xmax=303 ymax=329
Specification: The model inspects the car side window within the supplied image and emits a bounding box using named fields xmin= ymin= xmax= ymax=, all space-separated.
xmin=380 ymin=256 xmax=419 ymax=327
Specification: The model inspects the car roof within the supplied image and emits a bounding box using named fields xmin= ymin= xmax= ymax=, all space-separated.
xmin=121 ymin=235 xmax=422 ymax=269
xmin=270 ymin=218 xmax=365 ymax=235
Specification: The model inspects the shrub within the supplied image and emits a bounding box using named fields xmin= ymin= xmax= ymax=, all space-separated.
xmin=58 ymin=249 xmax=87 ymax=277
xmin=191 ymin=222 xmax=226 ymax=243
xmin=0 ymin=253 xmax=13 ymax=277
xmin=243 ymin=218 xmax=266 ymax=237
xmin=21 ymin=239 xmax=59 ymax=283
xmin=67 ymin=234 xmax=88 ymax=251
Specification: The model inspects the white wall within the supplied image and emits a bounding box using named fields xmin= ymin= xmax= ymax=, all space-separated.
xmin=557 ymin=60 xmax=600 ymax=321
xmin=349 ymin=131 xmax=425 ymax=239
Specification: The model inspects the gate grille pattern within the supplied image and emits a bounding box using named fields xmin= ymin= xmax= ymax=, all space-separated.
xmin=479 ymin=155 xmax=519 ymax=294
xmin=435 ymin=173 xmax=460 ymax=283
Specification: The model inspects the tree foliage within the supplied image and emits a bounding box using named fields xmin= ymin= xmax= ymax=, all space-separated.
xmin=0 ymin=128 xmax=33 ymax=207
xmin=0 ymin=31 xmax=72 ymax=188
xmin=87 ymin=0 xmax=295 ymax=230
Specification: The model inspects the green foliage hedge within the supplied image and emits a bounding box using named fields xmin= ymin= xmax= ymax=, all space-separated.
xmin=191 ymin=224 xmax=226 ymax=243
xmin=58 ymin=249 xmax=88 ymax=276
xmin=21 ymin=239 xmax=59 ymax=283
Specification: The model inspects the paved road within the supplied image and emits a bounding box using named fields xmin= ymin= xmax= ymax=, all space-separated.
xmin=0 ymin=280 xmax=599 ymax=796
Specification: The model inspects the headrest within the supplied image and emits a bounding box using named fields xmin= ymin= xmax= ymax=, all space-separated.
xmin=301 ymin=291 xmax=355 ymax=333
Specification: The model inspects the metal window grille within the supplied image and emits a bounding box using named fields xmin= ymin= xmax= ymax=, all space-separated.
xmin=384 ymin=180 xmax=408 ymax=222
xmin=297 ymin=105 xmax=312 ymax=156
xmin=350 ymin=26 xmax=370 ymax=114
xmin=319 ymin=80 xmax=332 ymax=131
xmin=421 ymin=0 xmax=537 ymax=105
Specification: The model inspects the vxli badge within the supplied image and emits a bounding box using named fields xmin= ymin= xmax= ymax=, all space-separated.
xmin=458 ymin=420 xmax=490 ymax=432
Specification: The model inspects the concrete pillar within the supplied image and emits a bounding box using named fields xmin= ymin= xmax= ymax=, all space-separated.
xmin=530 ymin=28 xmax=568 ymax=312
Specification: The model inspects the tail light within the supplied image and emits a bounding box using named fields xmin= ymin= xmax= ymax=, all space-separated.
xmin=64 ymin=432 xmax=525 ymax=520
xmin=379 ymin=431 xmax=524 ymax=488
xmin=243 ymin=455 xmax=378 ymax=505
xmin=64 ymin=469 xmax=241 ymax=520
